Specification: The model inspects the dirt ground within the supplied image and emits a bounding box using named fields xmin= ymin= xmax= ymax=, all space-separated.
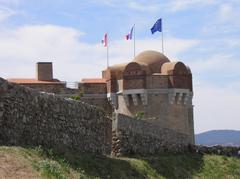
xmin=0 ymin=151 xmax=41 ymax=179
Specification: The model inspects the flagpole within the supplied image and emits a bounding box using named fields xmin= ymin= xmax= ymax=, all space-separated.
xmin=161 ymin=20 xmax=164 ymax=54
xmin=107 ymin=33 xmax=109 ymax=67
xmin=133 ymin=24 xmax=136 ymax=58
xmin=107 ymin=44 xmax=109 ymax=67
xmin=151 ymin=18 xmax=164 ymax=54
xmin=161 ymin=29 xmax=164 ymax=54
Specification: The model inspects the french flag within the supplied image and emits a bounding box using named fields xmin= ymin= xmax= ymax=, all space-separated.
xmin=101 ymin=33 xmax=108 ymax=47
xmin=125 ymin=26 xmax=134 ymax=40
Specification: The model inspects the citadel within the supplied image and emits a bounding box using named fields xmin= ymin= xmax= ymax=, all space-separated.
xmin=1 ymin=50 xmax=194 ymax=155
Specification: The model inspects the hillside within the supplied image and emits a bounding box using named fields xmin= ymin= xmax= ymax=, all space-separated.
xmin=195 ymin=130 xmax=240 ymax=146
xmin=0 ymin=146 xmax=240 ymax=179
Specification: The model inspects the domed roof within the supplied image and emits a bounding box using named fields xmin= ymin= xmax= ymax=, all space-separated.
xmin=108 ymin=63 xmax=127 ymax=72
xmin=105 ymin=63 xmax=128 ymax=79
xmin=161 ymin=61 xmax=189 ymax=75
xmin=133 ymin=50 xmax=170 ymax=74
xmin=161 ymin=62 xmax=178 ymax=75
xmin=124 ymin=62 xmax=152 ymax=75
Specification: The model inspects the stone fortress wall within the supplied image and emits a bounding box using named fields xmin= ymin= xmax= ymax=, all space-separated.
xmin=2 ymin=50 xmax=196 ymax=155
xmin=0 ymin=78 xmax=112 ymax=155
xmin=104 ymin=51 xmax=195 ymax=145
xmin=2 ymin=50 xmax=240 ymax=157
xmin=7 ymin=62 xmax=113 ymax=114
xmin=112 ymin=113 xmax=192 ymax=156
xmin=0 ymin=77 xmax=194 ymax=155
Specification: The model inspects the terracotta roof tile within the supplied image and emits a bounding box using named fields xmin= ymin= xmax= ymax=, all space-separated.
xmin=7 ymin=78 xmax=64 ymax=84
xmin=81 ymin=78 xmax=107 ymax=84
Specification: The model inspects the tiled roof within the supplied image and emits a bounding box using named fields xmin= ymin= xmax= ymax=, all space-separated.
xmin=7 ymin=78 xmax=64 ymax=84
xmin=81 ymin=78 xmax=107 ymax=84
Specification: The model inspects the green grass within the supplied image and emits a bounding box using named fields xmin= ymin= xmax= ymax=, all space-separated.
xmin=0 ymin=146 xmax=240 ymax=179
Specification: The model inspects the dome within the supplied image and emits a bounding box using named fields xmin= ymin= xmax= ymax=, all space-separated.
xmin=161 ymin=62 xmax=189 ymax=75
xmin=124 ymin=62 xmax=152 ymax=75
xmin=161 ymin=62 xmax=178 ymax=75
xmin=133 ymin=50 xmax=170 ymax=74
xmin=105 ymin=63 xmax=128 ymax=79
xmin=108 ymin=63 xmax=127 ymax=73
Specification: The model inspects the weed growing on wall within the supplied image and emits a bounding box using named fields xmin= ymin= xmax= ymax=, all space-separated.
xmin=135 ymin=111 xmax=145 ymax=120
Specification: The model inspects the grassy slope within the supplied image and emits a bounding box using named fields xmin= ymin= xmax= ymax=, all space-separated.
xmin=0 ymin=146 xmax=240 ymax=179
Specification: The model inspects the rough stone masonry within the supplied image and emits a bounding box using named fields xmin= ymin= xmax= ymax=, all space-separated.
xmin=0 ymin=77 xmax=112 ymax=155
xmin=112 ymin=113 xmax=191 ymax=156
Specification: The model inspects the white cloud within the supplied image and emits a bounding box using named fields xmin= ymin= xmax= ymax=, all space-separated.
xmin=217 ymin=3 xmax=240 ymax=26
xmin=218 ymin=3 xmax=233 ymax=22
xmin=0 ymin=24 xmax=199 ymax=82
xmin=202 ymin=2 xmax=240 ymax=34
xmin=93 ymin=0 xmax=116 ymax=6
xmin=166 ymin=0 xmax=217 ymax=12
xmin=127 ymin=1 xmax=158 ymax=12
xmin=0 ymin=25 xmax=107 ymax=81
xmin=0 ymin=6 xmax=15 ymax=22
xmin=0 ymin=25 xmax=83 ymax=61
xmin=188 ymin=52 xmax=240 ymax=133
xmin=222 ymin=38 xmax=240 ymax=49
xmin=140 ymin=38 xmax=199 ymax=60
xmin=108 ymin=37 xmax=199 ymax=65
xmin=0 ymin=0 xmax=20 ymax=5
xmin=194 ymin=82 xmax=240 ymax=133
xmin=93 ymin=0 xmax=218 ymax=12
xmin=0 ymin=23 xmax=239 ymax=133
xmin=189 ymin=54 xmax=240 ymax=76
xmin=92 ymin=0 xmax=160 ymax=12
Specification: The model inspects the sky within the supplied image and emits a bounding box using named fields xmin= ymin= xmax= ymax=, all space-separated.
xmin=0 ymin=0 xmax=240 ymax=134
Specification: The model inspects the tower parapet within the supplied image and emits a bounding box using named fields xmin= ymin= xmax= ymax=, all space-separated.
xmin=102 ymin=50 xmax=195 ymax=144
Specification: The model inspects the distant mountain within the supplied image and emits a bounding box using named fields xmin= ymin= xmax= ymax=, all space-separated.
xmin=195 ymin=130 xmax=240 ymax=146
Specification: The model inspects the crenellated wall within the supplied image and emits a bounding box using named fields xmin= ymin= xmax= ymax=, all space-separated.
xmin=0 ymin=78 xmax=112 ymax=155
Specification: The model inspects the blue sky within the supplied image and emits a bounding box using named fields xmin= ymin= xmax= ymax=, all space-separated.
xmin=0 ymin=0 xmax=240 ymax=133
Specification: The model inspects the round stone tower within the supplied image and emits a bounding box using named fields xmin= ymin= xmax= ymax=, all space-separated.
xmin=103 ymin=50 xmax=194 ymax=144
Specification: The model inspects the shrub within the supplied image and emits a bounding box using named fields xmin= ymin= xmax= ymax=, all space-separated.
xmin=135 ymin=111 xmax=144 ymax=120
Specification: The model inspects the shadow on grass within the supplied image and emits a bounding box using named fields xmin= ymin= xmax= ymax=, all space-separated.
xmin=31 ymin=146 xmax=147 ymax=179
xmin=68 ymin=154 xmax=147 ymax=179
xmin=127 ymin=153 xmax=204 ymax=179
xmin=35 ymin=146 xmax=204 ymax=179
xmin=5 ymin=145 xmax=204 ymax=179
xmin=64 ymin=152 xmax=205 ymax=179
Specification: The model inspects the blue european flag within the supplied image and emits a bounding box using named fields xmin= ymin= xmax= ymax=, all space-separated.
xmin=151 ymin=18 xmax=162 ymax=34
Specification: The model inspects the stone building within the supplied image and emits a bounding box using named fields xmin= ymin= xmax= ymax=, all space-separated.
xmin=75 ymin=50 xmax=194 ymax=145
xmin=78 ymin=78 xmax=113 ymax=114
xmin=7 ymin=50 xmax=195 ymax=152
xmin=8 ymin=62 xmax=66 ymax=94
xmin=102 ymin=50 xmax=194 ymax=144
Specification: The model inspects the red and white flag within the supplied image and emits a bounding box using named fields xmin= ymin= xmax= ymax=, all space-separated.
xmin=101 ymin=33 xmax=108 ymax=47
xmin=125 ymin=26 xmax=134 ymax=40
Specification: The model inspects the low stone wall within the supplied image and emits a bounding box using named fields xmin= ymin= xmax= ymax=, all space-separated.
xmin=0 ymin=77 xmax=112 ymax=155
xmin=112 ymin=113 xmax=191 ymax=156
xmin=192 ymin=145 xmax=240 ymax=157
xmin=24 ymin=83 xmax=68 ymax=94
xmin=17 ymin=82 xmax=113 ymax=115
xmin=80 ymin=96 xmax=113 ymax=115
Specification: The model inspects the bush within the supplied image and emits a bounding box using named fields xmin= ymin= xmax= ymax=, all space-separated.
xmin=70 ymin=91 xmax=83 ymax=101
xmin=135 ymin=111 xmax=144 ymax=120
